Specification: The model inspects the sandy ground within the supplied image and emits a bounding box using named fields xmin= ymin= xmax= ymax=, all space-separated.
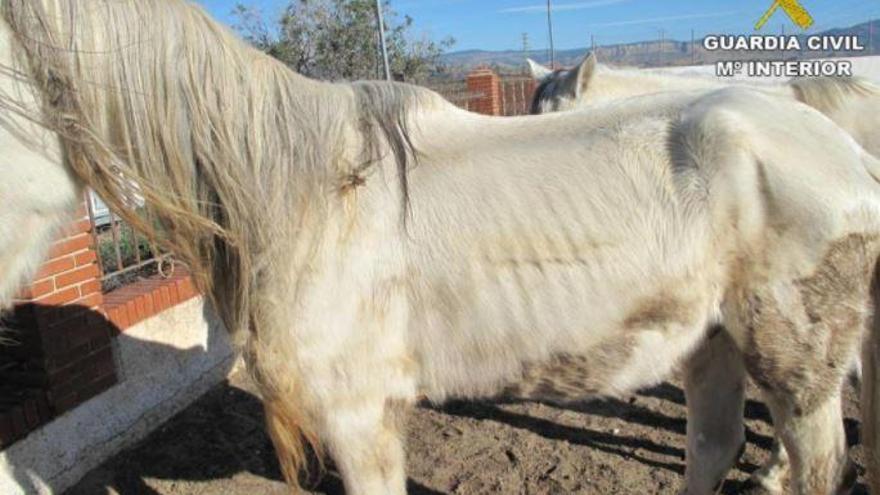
xmin=69 ymin=368 xmax=866 ymax=495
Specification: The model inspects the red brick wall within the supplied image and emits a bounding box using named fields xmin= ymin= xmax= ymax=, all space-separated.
xmin=0 ymin=198 xmax=203 ymax=448
xmin=457 ymin=69 xmax=536 ymax=117
xmin=0 ymin=195 xmax=202 ymax=449
xmin=17 ymin=203 xmax=103 ymax=309
xmin=466 ymin=69 xmax=502 ymax=116
xmin=1 ymin=197 xmax=115 ymax=448
xmin=104 ymin=268 xmax=197 ymax=331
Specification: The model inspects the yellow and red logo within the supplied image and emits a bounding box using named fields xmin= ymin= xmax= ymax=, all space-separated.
xmin=755 ymin=0 xmax=814 ymax=30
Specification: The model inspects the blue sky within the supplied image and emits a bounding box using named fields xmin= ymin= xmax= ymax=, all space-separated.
xmin=196 ymin=0 xmax=880 ymax=51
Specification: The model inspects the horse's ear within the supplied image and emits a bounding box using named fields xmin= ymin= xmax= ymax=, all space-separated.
xmin=573 ymin=51 xmax=598 ymax=97
xmin=527 ymin=59 xmax=553 ymax=81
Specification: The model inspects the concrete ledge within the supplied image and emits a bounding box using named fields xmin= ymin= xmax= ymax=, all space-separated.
xmin=0 ymin=297 xmax=235 ymax=494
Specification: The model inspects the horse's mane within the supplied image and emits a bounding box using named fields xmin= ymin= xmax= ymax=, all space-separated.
xmin=0 ymin=0 xmax=432 ymax=338
xmin=352 ymin=80 xmax=433 ymax=213
xmin=789 ymin=76 xmax=880 ymax=114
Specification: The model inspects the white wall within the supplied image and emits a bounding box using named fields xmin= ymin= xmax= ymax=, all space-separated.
xmin=0 ymin=297 xmax=235 ymax=494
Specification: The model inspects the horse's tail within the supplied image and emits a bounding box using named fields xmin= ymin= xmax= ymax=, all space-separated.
xmin=264 ymin=397 xmax=322 ymax=491
xmin=863 ymin=260 xmax=880 ymax=493
xmin=246 ymin=336 xmax=322 ymax=492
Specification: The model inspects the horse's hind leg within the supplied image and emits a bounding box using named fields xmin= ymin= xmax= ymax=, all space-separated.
xmin=729 ymin=236 xmax=873 ymax=494
xmin=740 ymin=320 xmax=859 ymax=495
xmin=680 ymin=327 xmax=747 ymax=495
xmin=766 ymin=390 xmax=855 ymax=495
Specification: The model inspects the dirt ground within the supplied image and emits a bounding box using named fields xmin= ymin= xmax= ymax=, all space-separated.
xmin=70 ymin=368 xmax=867 ymax=495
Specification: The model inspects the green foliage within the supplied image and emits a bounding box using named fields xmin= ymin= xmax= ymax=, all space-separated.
xmin=97 ymin=227 xmax=154 ymax=274
xmin=233 ymin=0 xmax=454 ymax=83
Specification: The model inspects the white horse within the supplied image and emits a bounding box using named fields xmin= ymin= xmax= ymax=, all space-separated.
xmin=529 ymin=53 xmax=880 ymax=492
xmin=3 ymin=2 xmax=880 ymax=495
xmin=528 ymin=53 xmax=880 ymax=158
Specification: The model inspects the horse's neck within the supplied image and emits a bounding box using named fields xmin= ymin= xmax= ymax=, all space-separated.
xmin=585 ymin=68 xmax=726 ymax=104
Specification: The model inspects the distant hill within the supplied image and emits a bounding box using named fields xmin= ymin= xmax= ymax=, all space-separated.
xmin=440 ymin=19 xmax=880 ymax=76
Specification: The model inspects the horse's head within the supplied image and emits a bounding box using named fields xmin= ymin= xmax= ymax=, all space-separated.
xmin=527 ymin=52 xmax=598 ymax=114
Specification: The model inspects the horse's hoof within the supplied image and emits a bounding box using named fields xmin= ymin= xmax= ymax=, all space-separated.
xmin=738 ymin=477 xmax=783 ymax=495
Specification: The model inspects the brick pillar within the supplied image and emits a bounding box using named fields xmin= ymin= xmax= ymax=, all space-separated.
xmin=466 ymin=68 xmax=502 ymax=116
xmin=0 ymin=196 xmax=117 ymax=448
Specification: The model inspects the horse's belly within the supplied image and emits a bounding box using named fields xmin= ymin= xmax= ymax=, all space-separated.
xmin=502 ymin=324 xmax=709 ymax=403
xmin=407 ymin=256 xmax=719 ymax=402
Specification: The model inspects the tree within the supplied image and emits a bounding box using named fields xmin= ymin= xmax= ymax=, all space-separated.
xmin=233 ymin=0 xmax=454 ymax=83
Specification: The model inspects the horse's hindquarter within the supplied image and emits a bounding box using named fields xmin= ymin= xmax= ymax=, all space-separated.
xmin=403 ymin=110 xmax=725 ymax=401
xmin=826 ymin=92 xmax=880 ymax=159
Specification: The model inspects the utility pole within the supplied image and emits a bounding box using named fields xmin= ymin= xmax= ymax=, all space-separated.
xmin=591 ymin=34 xmax=595 ymax=53
xmin=870 ymin=20 xmax=875 ymax=55
xmin=546 ymin=0 xmax=555 ymax=68
xmin=691 ymin=29 xmax=696 ymax=65
xmin=375 ymin=0 xmax=391 ymax=81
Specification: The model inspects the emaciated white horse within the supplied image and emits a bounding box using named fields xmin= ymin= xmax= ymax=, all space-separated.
xmin=3 ymin=2 xmax=880 ymax=495
xmin=529 ymin=53 xmax=880 ymax=492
